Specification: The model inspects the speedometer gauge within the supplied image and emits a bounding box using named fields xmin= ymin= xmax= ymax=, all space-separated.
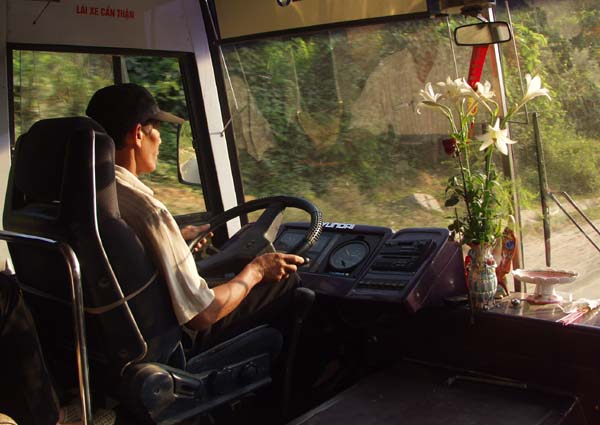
xmin=328 ymin=241 xmax=369 ymax=272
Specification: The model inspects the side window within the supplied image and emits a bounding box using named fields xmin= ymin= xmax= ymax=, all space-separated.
xmin=123 ymin=56 xmax=205 ymax=216
xmin=11 ymin=50 xmax=205 ymax=216
xmin=12 ymin=50 xmax=113 ymax=139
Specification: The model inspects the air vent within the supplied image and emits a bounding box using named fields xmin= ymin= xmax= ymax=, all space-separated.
xmin=370 ymin=240 xmax=435 ymax=273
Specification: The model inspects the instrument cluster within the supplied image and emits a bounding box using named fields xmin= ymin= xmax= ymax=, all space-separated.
xmin=274 ymin=222 xmax=466 ymax=313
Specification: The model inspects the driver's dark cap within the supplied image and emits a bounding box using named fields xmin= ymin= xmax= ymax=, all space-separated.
xmin=86 ymin=83 xmax=184 ymax=147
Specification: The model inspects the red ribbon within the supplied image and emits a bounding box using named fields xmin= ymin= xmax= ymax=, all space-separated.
xmin=467 ymin=45 xmax=489 ymax=89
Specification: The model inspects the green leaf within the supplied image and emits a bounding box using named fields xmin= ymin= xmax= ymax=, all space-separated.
xmin=445 ymin=194 xmax=460 ymax=207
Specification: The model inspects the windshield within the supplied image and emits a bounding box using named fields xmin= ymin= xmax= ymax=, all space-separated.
xmin=221 ymin=17 xmax=484 ymax=229
xmin=223 ymin=3 xmax=600 ymax=300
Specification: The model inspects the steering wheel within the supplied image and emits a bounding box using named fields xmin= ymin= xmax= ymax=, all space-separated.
xmin=188 ymin=196 xmax=323 ymax=276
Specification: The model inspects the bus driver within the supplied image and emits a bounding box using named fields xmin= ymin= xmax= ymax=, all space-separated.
xmin=86 ymin=83 xmax=304 ymax=350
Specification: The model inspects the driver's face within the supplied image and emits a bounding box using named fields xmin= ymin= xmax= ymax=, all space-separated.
xmin=137 ymin=122 xmax=162 ymax=174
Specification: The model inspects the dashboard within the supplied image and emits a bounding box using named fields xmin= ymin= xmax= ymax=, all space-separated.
xmin=274 ymin=222 xmax=466 ymax=313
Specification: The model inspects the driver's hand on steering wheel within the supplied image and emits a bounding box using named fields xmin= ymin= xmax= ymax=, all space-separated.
xmin=250 ymin=253 xmax=304 ymax=283
xmin=181 ymin=223 xmax=213 ymax=253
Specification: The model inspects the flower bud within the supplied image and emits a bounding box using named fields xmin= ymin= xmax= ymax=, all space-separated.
xmin=442 ymin=137 xmax=457 ymax=155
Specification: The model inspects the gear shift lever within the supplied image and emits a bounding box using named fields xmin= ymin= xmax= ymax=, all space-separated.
xmin=282 ymin=287 xmax=316 ymax=418
xmin=293 ymin=287 xmax=316 ymax=325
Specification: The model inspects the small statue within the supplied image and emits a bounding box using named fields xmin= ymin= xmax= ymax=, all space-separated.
xmin=495 ymin=228 xmax=517 ymax=298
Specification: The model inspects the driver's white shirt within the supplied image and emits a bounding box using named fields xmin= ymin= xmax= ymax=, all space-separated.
xmin=115 ymin=165 xmax=215 ymax=325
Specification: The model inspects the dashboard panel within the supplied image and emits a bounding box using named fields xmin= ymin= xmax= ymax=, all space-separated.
xmin=275 ymin=222 xmax=466 ymax=313
xmin=275 ymin=222 xmax=391 ymax=277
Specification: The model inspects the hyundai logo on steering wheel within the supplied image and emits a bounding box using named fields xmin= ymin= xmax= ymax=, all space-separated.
xmin=277 ymin=0 xmax=292 ymax=6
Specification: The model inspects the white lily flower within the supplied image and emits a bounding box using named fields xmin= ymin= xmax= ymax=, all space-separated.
xmin=419 ymin=82 xmax=442 ymax=103
xmin=521 ymin=74 xmax=551 ymax=104
xmin=479 ymin=118 xmax=517 ymax=155
xmin=437 ymin=77 xmax=473 ymax=100
xmin=475 ymin=80 xmax=495 ymax=100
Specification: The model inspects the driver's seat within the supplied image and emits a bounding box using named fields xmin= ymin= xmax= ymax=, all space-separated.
xmin=3 ymin=117 xmax=281 ymax=424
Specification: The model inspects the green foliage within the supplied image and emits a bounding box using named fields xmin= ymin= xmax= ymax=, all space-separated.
xmin=12 ymin=51 xmax=113 ymax=136
xmin=224 ymin=19 xmax=449 ymax=206
xmin=508 ymin=23 xmax=548 ymax=74
xmin=502 ymin=2 xmax=600 ymax=203
xmin=11 ymin=51 xmax=195 ymax=211
xmin=443 ymin=134 xmax=513 ymax=244
xmin=125 ymin=56 xmax=186 ymax=184
xmin=545 ymin=136 xmax=600 ymax=194
xmin=225 ymin=6 xmax=600 ymax=229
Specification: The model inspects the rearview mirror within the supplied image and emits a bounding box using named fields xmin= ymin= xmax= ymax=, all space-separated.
xmin=454 ymin=21 xmax=512 ymax=46
xmin=177 ymin=121 xmax=202 ymax=185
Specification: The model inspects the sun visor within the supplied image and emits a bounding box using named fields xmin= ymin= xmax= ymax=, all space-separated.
xmin=210 ymin=0 xmax=428 ymax=41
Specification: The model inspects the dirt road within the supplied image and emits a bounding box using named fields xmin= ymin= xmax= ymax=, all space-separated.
xmin=520 ymin=218 xmax=600 ymax=300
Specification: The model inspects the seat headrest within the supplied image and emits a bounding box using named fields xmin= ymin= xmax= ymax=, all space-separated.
xmin=14 ymin=117 xmax=107 ymax=203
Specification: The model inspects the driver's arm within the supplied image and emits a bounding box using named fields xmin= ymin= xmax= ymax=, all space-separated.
xmin=121 ymin=199 xmax=303 ymax=331
xmin=185 ymin=253 xmax=304 ymax=331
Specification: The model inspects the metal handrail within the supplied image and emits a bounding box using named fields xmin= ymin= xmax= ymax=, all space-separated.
xmin=548 ymin=192 xmax=600 ymax=254
xmin=0 ymin=230 xmax=93 ymax=425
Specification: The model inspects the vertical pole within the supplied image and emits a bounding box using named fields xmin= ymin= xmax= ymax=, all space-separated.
xmin=112 ymin=56 xmax=123 ymax=84
xmin=0 ymin=1 xmax=11 ymax=271
xmin=61 ymin=243 xmax=93 ymax=425
xmin=185 ymin=0 xmax=241 ymax=236
xmin=533 ymin=112 xmax=551 ymax=267
xmin=485 ymin=6 xmax=525 ymax=288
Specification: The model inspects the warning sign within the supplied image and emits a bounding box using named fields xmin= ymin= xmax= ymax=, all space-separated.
xmin=75 ymin=4 xmax=135 ymax=20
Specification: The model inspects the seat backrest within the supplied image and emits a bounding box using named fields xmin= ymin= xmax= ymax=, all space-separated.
xmin=3 ymin=117 xmax=181 ymax=390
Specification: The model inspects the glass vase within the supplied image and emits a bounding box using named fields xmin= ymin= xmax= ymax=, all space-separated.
xmin=466 ymin=243 xmax=497 ymax=310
